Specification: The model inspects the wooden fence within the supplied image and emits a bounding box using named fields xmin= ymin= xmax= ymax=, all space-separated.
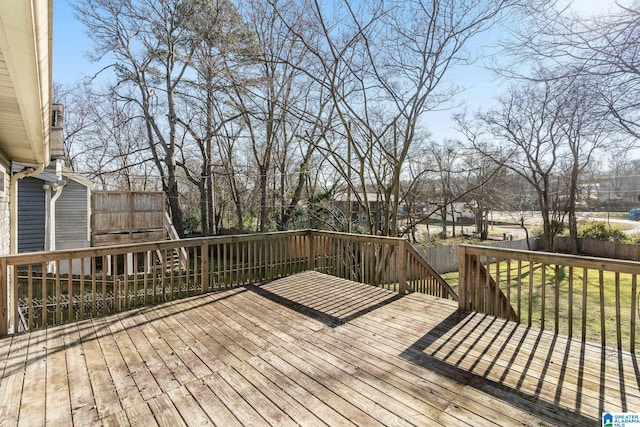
xmin=91 ymin=191 xmax=166 ymax=246
xmin=459 ymin=244 xmax=640 ymax=353
xmin=554 ymin=237 xmax=640 ymax=261
xmin=0 ymin=230 xmax=456 ymax=336
xmin=416 ymin=237 xmax=538 ymax=273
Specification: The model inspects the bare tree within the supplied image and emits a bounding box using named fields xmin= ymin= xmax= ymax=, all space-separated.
xmin=54 ymin=83 xmax=156 ymax=190
xmin=175 ymin=0 xmax=251 ymax=235
xmin=502 ymin=1 xmax=640 ymax=141
xmin=82 ymin=96 xmax=156 ymax=191
xmin=75 ymin=0 xmax=234 ymax=236
xmin=459 ymin=146 xmax=507 ymax=239
xmin=495 ymin=172 xmax=537 ymax=248
xmin=221 ymin=0 xmax=324 ymax=232
xmin=457 ymin=79 xmax=565 ymax=251
xmin=459 ymin=71 xmax=612 ymax=252
xmin=430 ymin=140 xmax=459 ymax=238
xmin=606 ymin=150 xmax=640 ymax=208
xmin=52 ymin=82 xmax=98 ymax=171
xmin=555 ymin=78 xmax=611 ymax=253
xmin=271 ymin=0 xmax=517 ymax=236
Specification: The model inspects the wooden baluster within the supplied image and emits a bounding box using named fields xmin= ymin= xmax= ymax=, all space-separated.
xmin=168 ymin=248 xmax=174 ymax=300
xmin=243 ymin=240 xmax=248 ymax=283
xmin=201 ymin=242 xmax=209 ymax=294
xmin=458 ymin=246 xmax=466 ymax=311
xmin=540 ymin=263 xmax=546 ymax=330
xmin=599 ymin=270 xmax=606 ymax=347
xmin=475 ymin=254 xmax=482 ymax=313
xmin=528 ymin=261 xmax=533 ymax=328
xmin=80 ymin=258 xmax=86 ymax=319
xmin=115 ymin=276 xmax=121 ymax=312
xmin=581 ymin=268 xmax=588 ymax=342
xmin=224 ymin=241 xmax=229 ymax=286
xmin=176 ymin=249 xmax=182 ymax=297
xmin=142 ymin=252 xmax=149 ymax=305
xmin=484 ymin=256 xmax=491 ymax=314
xmin=200 ymin=242 xmax=209 ymax=292
xmin=494 ymin=258 xmax=500 ymax=317
xmin=631 ymin=274 xmax=637 ymax=353
xmin=92 ymin=257 xmax=97 ymax=316
xmin=55 ymin=260 xmax=61 ymax=324
xmin=516 ymin=260 xmax=522 ymax=322
xmin=398 ymin=241 xmax=406 ymax=294
xmin=554 ymin=265 xmax=560 ymax=334
xmin=567 ymin=266 xmax=573 ymax=339
xmin=68 ymin=259 xmax=74 ymax=321
xmin=615 ymin=272 xmax=622 ymax=350
xmin=27 ymin=265 xmax=33 ymax=331
xmin=184 ymin=246 xmax=190 ymax=295
xmin=506 ymin=259 xmax=511 ymax=320
xmin=150 ymin=252 xmax=157 ymax=304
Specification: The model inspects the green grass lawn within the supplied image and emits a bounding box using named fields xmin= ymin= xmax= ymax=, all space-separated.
xmin=443 ymin=263 xmax=639 ymax=352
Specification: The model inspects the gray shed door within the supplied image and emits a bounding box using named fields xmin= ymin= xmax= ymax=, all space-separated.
xmin=18 ymin=178 xmax=46 ymax=253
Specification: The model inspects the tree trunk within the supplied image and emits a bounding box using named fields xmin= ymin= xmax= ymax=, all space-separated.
xmin=206 ymin=172 xmax=215 ymax=235
xmin=198 ymin=180 xmax=207 ymax=236
xmin=166 ymin=169 xmax=184 ymax=237
xmin=259 ymin=169 xmax=268 ymax=232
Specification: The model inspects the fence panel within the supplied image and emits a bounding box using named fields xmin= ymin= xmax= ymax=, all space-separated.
xmin=418 ymin=238 xmax=537 ymax=273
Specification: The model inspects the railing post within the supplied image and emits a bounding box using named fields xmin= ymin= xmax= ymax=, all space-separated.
xmin=458 ymin=245 xmax=466 ymax=311
xmin=307 ymin=232 xmax=315 ymax=272
xmin=0 ymin=258 xmax=7 ymax=336
xmin=398 ymin=240 xmax=406 ymax=294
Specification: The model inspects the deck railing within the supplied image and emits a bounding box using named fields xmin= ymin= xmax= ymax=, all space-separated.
xmin=0 ymin=230 xmax=455 ymax=336
xmin=309 ymin=231 xmax=456 ymax=298
xmin=459 ymin=244 xmax=640 ymax=353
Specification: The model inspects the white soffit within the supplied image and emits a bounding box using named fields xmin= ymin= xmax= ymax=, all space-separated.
xmin=0 ymin=0 xmax=52 ymax=165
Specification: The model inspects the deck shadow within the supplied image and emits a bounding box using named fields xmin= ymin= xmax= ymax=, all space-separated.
xmin=399 ymin=310 xmax=606 ymax=426
xmin=248 ymin=278 xmax=405 ymax=327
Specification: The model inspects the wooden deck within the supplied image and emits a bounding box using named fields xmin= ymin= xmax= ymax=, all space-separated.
xmin=1 ymin=271 xmax=638 ymax=426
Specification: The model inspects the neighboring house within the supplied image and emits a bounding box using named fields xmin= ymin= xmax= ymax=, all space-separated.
xmin=0 ymin=1 xmax=53 ymax=256
xmin=332 ymin=191 xmax=387 ymax=231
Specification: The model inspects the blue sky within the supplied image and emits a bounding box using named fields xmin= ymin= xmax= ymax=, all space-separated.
xmin=52 ymin=0 xmax=622 ymax=142
xmin=53 ymin=1 xmax=95 ymax=84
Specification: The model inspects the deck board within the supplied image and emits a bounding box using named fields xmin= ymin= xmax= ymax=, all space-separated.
xmin=1 ymin=270 xmax=638 ymax=426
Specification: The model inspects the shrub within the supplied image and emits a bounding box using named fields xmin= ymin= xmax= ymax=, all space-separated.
xmin=531 ymin=220 xmax=566 ymax=239
xmin=182 ymin=209 xmax=202 ymax=235
xmin=578 ymin=221 xmax=628 ymax=243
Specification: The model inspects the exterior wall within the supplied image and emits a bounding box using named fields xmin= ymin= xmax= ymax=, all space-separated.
xmin=54 ymin=178 xmax=92 ymax=274
xmin=0 ymin=156 xmax=9 ymax=256
xmin=55 ymin=179 xmax=90 ymax=250
xmin=17 ymin=177 xmax=46 ymax=253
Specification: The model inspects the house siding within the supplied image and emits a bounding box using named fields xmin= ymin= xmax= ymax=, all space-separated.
xmin=17 ymin=177 xmax=46 ymax=253
xmin=55 ymin=179 xmax=89 ymax=249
